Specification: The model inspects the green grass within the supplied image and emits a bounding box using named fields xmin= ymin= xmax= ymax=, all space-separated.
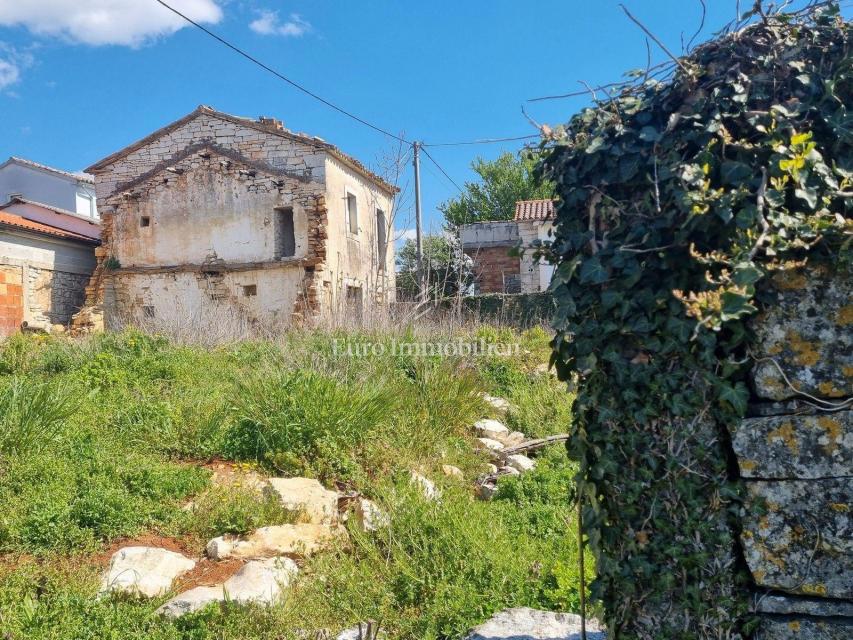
xmin=0 ymin=327 xmax=584 ymax=639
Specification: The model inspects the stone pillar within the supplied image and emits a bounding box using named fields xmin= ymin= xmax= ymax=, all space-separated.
xmin=729 ymin=263 xmax=852 ymax=639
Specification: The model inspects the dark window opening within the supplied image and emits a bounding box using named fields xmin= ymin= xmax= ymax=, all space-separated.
xmin=346 ymin=285 xmax=363 ymax=319
xmin=376 ymin=209 xmax=387 ymax=270
xmin=140 ymin=216 xmax=151 ymax=228
xmin=142 ymin=305 xmax=155 ymax=318
xmin=274 ymin=207 xmax=296 ymax=258
xmin=243 ymin=285 xmax=257 ymax=297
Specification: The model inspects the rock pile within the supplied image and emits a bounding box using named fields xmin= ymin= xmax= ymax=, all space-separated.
xmin=464 ymin=607 xmax=605 ymax=640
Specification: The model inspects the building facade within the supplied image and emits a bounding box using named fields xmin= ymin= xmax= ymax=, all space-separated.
xmin=76 ymin=106 xmax=396 ymax=330
xmin=460 ymin=199 xmax=555 ymax=294
xmin=0 ymin=157 xmax=98 ymax=220
xmin=0 ymin=197 xmax=100 ymax=336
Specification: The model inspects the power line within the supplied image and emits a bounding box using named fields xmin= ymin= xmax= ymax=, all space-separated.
xmin=423 ymin=134 xmax=540 ymax=147
xmin=420 ymin=147 xmax=465 ymax=195
xmin=153 ymin=0 xmax=411 ymax=144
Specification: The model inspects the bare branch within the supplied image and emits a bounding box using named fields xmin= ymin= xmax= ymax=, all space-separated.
xmin=619 ymin=4 xmax=691 ymax=73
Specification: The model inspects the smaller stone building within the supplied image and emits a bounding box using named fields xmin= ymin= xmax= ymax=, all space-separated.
xmin=0 ymin=197 xmax=100 ymax=335
xmin=460 ymin=199 xmax=555 ymax=294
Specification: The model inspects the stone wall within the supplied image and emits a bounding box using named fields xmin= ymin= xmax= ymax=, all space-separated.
xmin=728 ymin=263 xmax=851 ymax=639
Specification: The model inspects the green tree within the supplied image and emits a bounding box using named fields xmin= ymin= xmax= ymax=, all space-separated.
xmin=440 ymin=151 xmax=554 ymax=227
xmin=396 ymin=235 xmax=471 ymax=300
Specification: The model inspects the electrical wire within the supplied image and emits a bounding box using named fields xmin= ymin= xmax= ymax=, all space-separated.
xmin=153 ymin=0 xmax=411 ymax=145
xmin=423 ymin=134 xmax=540 ymax=147
xmin=420 ymin=147 xmax=465 ymax=195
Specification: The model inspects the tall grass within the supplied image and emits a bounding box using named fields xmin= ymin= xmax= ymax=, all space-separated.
xmin=0 ymin=377 xmax=78 ymax=456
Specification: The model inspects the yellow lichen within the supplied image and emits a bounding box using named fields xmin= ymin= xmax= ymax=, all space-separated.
xmin=788 ymin=621 xmax=801 ymax=631
xmin=801 ymin=583 xmax=828 ymax=596
xmin=817 ymin=416 xmax=842 ymax=453
xmin=830 ymin=503 xmax=849 ymax=512
xmin=740 ymin=460 xmax=758 ymax=473
xmin=838 ymin=304 xmax=853 ymax=326
xmin=786 ymin=330 xmax=821 ymax=366
xmin=818 ymin=381 xmax=845 ymax=398
xmin=767 ymin=421 xmax=800 ymax=456
xmin=772 ymin=270 xmax=808 ymax=290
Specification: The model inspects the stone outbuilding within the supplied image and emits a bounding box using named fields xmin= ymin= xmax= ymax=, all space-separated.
xmin=460 ymin=199 xmax=555 ymax=294
xmin=0 ymin=197 xmax=100 ymax=335
xmin=76 ymin=105 xmax=397 ymax=331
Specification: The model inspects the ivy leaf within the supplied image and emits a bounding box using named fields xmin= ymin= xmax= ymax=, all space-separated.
xmin=718 ymin=381 xmax=749 ymax=415
xmin=794 ymin=186 xmax=818 ymax=209
xmin=579 ymin=257 xmax=609 ymax=284
xmin=732 ymin=263 xmax=763 ymax=286
xmin=639 ymin=126 xmax=662 ymax=143
xmin=721 ymin=161 xmax=752 ymax=185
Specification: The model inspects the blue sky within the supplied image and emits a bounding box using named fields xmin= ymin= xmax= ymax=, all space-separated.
xmin=0 ymin=0 xmax=828 ymax=241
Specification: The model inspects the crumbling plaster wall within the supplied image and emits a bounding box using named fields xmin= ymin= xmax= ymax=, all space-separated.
xmin=322 ymin=155 xmax=395 ymax=308
xmin=517 ymin=220 xmax=554 ymax=293
xmin=729 ymin=263 xmax=852 ymax=640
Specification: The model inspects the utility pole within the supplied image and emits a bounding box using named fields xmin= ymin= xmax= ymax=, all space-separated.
xmin=412 ymin=141 xmax=424 ymax=300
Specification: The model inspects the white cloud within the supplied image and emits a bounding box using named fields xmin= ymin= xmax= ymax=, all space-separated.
xmin=0 ymin=1 xmax=223 ymax=47
xmin=0 ymin=58 xmax=19 ymax=89
xmin=249 ymin=11 xmax=310 ymax=37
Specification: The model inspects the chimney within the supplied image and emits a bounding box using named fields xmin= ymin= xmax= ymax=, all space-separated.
xmin=259 ymin=116 xmax=284 ymax=131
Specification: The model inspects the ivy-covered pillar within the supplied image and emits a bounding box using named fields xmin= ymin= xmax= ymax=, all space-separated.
xmin=541 ymin=4 xmax=850 ymax=638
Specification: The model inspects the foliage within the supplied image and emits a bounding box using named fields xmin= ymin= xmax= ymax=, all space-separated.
xmin=0 ymin=376 xmax=79 ymax=456
xmin=440 ymin=151 xmax=555 ymax=227
xmin=396 ymin=234 xmax=472 ymax=300
xmin=540 ymin=4 xmax=851 ymax=638
xmin=0 ymin=325 xmax=581 ymax=640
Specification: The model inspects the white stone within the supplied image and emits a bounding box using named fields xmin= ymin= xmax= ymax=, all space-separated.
xmin=496 ymin=431 xmax=526 ymax=447
xmin=441 ymin=464 xmax=464 ymax=480
xmin=410 ymin=471 xmax=439 ymax=500
xmin=486 ymin=464 xmax=499 ymax=474
xmin=477 ymin=437 xmax=505 ymax=452
xmin=464 ymin=607 xmax=605 ymax=640
xmin=506 ymin=454 xmax=536 ymax=473
xmin=206 ymin=524 xmax=346 ymax=560
xmin=336 ymin=624 xmax=386 ymax=639
xmin=157 ymin=586 xmax=223 ymax=619
xmin=480 ymin=393 xmax=511 ymax=413
xmin=477 ymin=483 xmax=498 ymax=500
xmin=353 ymin=498 xmax=389 ymax=532
xmin=500 ymin=466 xmax=521 ymax=476
xmin=223 ymin=557 xmax=299 ymax=605
xmin=99 ymin=546 xmax=196 ymax=598
xmin=264 ymin=477 xmax=339 ymax=524
xmin=474 ymin=419 xmax=509 ymax=438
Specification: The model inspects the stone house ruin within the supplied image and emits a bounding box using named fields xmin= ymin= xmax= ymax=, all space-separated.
xmin=460 ymin=199 xmax=555 ymax=294
xmin=0 ymin=196 xmax=100 ymax=336
xmin=77 ymin=106 xmax=396 ymax=330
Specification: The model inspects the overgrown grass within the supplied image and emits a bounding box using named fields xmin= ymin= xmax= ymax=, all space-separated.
xmin=0 ymin=326 xmax=582 ymax=639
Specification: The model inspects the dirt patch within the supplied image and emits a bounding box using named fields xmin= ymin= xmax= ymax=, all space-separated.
xmin=174 ymin=557 xmax=244 ymax=591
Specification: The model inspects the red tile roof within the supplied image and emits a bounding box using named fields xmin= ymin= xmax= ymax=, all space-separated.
xmin=514 ymin=199 xmax=555 ymax=222
xmin=0 ymin=211 xmax=100 ymax=244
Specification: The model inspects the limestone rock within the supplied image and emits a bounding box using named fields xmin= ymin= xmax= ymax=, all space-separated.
xmin=156 ymin=586 xmax=223 ymax=619
xmin=477 ymin=482 xmax=498 ymax=500
xmin=336 ymin=623 xmax=386 ymax=639
xmin=99 ymin=546 xmax=196 ymax=598
xmin=750 ymin=264 xmax=852 ymax=401
xmin=474 ymin=419 xmax=509 ymax=439
xmin=731 ymin=411 xmax=852 ymax=479
xmin=506 ymin=454 xmax=536 ymax=473
xmin=477 ymin=437 xmax=505 ymax=452
xmin=485 ymin=464 xmax=499 ymax=474
xmin=754 ymin=593 xmax=853 ymax=617
xmin=499 ymin=466 xmax=521 ymax=476
xmin=741 ymin=478 xmax=852 ymax=598
xmin=441 ymin=464 xmax=464 ymax=480
xmin=410 ymin=471 xmax=439 ymax=500
xmin=223 ymin=557 xmax=298 ymax=605
xmin=464 ymin=607 xmax=605 ymax=640
xmin=264 ymin=477 xmax=339 ymax=524
xmin=352 ymin=498 xmax=389 ymax=532
xmin=497 ymin=431 xmax=526 ymax=447
xmin=754 ymin=617 xmax=851 ymax=639
xmin=480 ymin=393 xmax=511 ymax=413
xmin=207 ymin=524 xmax=346 ymax=560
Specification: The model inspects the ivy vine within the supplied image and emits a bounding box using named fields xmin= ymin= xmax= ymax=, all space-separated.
xmin=540 ymin=3 xmax=850 ymax=638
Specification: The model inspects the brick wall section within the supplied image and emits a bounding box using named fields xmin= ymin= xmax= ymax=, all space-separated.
xmin=0 ymin=266 xmax=23 ymax=337
xmin=464 ymin=246 xmax=520 ymax=294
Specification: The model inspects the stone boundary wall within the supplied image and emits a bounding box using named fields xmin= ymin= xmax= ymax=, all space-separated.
xmin=729 ymin=263 xmax=851 ymax=640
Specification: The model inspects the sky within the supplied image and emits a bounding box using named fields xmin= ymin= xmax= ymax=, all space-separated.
xmin=0 ymin=0 xmax=832 ymax=243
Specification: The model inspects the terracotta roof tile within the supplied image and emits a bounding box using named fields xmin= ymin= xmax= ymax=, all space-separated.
xmin=0 ymin=211 xmax=100 ymax=244
xmin=514 ymin=199 xmax=555 ymax=222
